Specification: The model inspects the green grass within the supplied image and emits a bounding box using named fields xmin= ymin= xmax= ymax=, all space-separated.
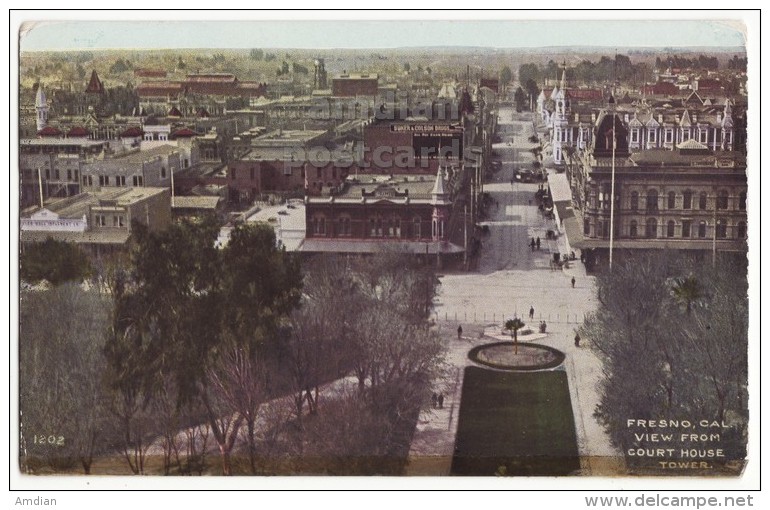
xmin=451 ymin=367 xmax=580 ymax=476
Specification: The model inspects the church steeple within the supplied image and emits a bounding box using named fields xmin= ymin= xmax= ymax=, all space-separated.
xmin=35 ymin=85 xmax=48 ymax=131
xmin=431 ymin=165 xmax=451 ymax=242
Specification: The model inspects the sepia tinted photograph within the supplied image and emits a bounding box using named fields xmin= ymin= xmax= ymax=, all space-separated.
xmin=12 ymin=13 xmax=757 ymax=488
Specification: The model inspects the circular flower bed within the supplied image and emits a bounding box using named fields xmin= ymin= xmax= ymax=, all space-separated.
xmin=468 ymin=342 xmax=565 ymax=371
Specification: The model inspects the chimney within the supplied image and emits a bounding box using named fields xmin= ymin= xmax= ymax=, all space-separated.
xmin=624 ymin=113 xmax=629 ymax=123
xmin=692 ymin=114 xmax=697 ymax=123
xmin=717 ymin=111 xmax=722 ymax=123
xmin=658 ymin=114 xmax=663 ymax=123
xmin=591 ymin=113 xmax=596 ymax=123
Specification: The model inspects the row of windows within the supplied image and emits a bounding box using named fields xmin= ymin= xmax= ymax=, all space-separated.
xmin=84 ymin=175 xmax=143 ymax=186
xmin=39 ymin=168 xmax=80 ymax=181
xmin=585 ymin=218 xmax=747 ymax=239
xmin=628 ymin=190 xmax=746 ymax=211
xmin=629 ymin=127 xmax=732 ymax=146
xmin=309 ymin=216 xmax=425 ymax=239
xmin=231 ymin=167 xmax=339 ymax=180
xmin=94 ymin=214 xmax=125 ymax=228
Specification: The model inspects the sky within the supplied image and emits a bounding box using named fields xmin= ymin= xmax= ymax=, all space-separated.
xmin=18 ymin=18 xmax=747 ymax=52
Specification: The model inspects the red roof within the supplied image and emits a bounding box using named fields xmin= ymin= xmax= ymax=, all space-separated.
xmin=186 ymin=73 xmax=237 ymax=83
xmin=171 ymin=128 xmax=198 ymax=138
xmin=643 ymin=82 xmax=680 ymax=96
xmin=121 ymin=127 xmax=143 ymax=138
xmin=167 ymin=106 xmax=183 ymax=117
xmin=38 ymin=126 xmax=62 ymax=137
xmin=134 ymin=69 xmax=167 ymax=78
xmin=136 ymin=81 xmax=184 ymax=98
xmin=565 ymin=89 xmax=603 ymax=101
xmin=67 ymin=126 xmax=90 ymax=137
xmin=85 ymin=70 xmax=104 ymax=94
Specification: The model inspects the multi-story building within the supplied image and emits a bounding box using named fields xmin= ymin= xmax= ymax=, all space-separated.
xmin=80 ymin=144 xmax=185 ymax=191
xmin=19 ymin=138 xmax=109 ymax=207
xmin=561 ymin=107 xmax=747 ymax=268
xmin=20 ymin=187 xmax=171 ymax=256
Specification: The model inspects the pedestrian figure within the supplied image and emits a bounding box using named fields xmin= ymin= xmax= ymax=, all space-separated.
xmin=542 ymin=321 xmax=547 ymax=333
xmin=438 ymin=394 xmax=444 ymax=409
xmin=457 ymin=325 xmax=463 ymax=340
xmin=431 ymin=393 xmax=438 ymax=408
xmin=571 ymin=276 xmax=576 ymax=288
xmin=536 ymin=237 xmax=541 ymax=250
xmin=574 ymin=333 xmax=581 ymax=347
xmin=539 ymin=321 xmax=545 ymax=333
xmin=529 ymin=306 xmax=535 ymax=319
xmin=530 ymin=238 xmax=536 ymax=251
xmin=580 ymin=252 xmax=585 ymax=263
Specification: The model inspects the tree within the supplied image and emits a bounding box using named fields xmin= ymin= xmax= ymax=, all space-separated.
xmin=249 ymin=49 xmax=264 ymax=61
xmin=20 ymin=238 xmax=92 ymax=286
xmin=403 ymin=62 xmax=411 ymax=73
xmin=504 ymin=318 xmax=525 ymax=354
xmin=518 ymin=63 xmax=540 ymax=88
xmin=580 ymin=252 xmax=748 ymax=467
xmin=513 ymin=86 xmax=526 ymax=112
xmin=670 ymin=274 xmax=703 ymax=314
xmin=19 ymin=284 xmax=112 ymax=474
xmin=500 ymin=66 xmax=513 ymax=93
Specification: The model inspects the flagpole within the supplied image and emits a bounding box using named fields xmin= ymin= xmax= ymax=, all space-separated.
xmin=609 ymin=111 xmax=616 ymax=271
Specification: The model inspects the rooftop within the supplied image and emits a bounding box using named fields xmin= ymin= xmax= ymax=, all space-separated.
xmin=26 ymin=187 xmax=168 ymax=220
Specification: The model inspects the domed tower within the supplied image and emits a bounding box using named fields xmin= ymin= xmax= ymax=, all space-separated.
xmin=35 ymin=85 xmax=49 ymax=132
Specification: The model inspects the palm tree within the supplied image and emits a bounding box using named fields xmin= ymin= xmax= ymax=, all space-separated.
xmin=504 ymin=318 xmax=526 ymax=355
xmin=672 ymin=275 xmax=703 ymax=314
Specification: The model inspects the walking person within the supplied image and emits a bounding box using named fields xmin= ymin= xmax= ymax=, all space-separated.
xmin=457 ymin=325 xmax=463 ymax=340
xmin=574 ymin=333 xmax=581 ymax=347
xmin=536 ymin=237 xmax=541 ymax=250
xmin=571 ymin=276 xmax=576 ymax=288
xmin=529 ymin=306 xmax=535 ymax=319
xmin=530 ymin=238 xmax=536 ymax=251
xmin=431 ymin=393 xmax=438 ymax=408
xmin=438 ymin=394 xmax=444 ymax=409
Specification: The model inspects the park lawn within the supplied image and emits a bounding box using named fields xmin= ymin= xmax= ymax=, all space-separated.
xmin=451 ymin=366 xmax=580 ymax=476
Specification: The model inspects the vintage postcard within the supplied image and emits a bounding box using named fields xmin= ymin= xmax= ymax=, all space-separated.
xmin=10 ymin=12 xmax=759 ymax=495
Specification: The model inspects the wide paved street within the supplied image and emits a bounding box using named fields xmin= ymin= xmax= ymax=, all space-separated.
xmin=406 ymin=109 xmax=624 ymax=476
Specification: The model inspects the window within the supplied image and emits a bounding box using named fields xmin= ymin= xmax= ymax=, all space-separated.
xmin=584 ymin=219 xmax=590 ymax=236
xmin=737 ymin=221 xmax=746 ymax=239
xmin=698 ymin=192 xmax=707 ymax=210
xmin=631 ymin=129 xmax=639 ymax=143
xmin=667 ymin=220 xmax=675 ymax=238
xmin=82 ymin=175 xmax=93 ymax=187
xmin=739 ymin=191 xmax=746 ymax=211
xmin=112 ymin=215 xmax=125 ymax=227
xmin=115 ymin=175 xmax=125 ymax=186
xmin=726 ymin=131 xmax=732 ymax=145
xmin=699 ymin=129 xmax=708 ymax=144
xmin=96 ymin=214 xmax=106 ymax=227
xmin=132 ymin=175 xmax=143 ymax=186
xmin=54 ymin=169 xmax=60 ymax=181
xmin=648 ymin=129 xmax=657 ymax=143
xmin=681 ymin=129 xmax=690 ymax=142
xmin=716 ymin=190 xmax=728 ymax=210
xmin=184 ymin=159 xmax=189 ymax=168
xmin=74 ymin=170 xmax=79 ymax=181
xmin=413 ymin=217 xmax=422 ymax=239
xmin=99 ymin=175 xmax=108 ymax=186
xmin=645 ymin=218 xmax=657 ymax=239
xmin=715 ymin=219 xmax=727 ymax=239
xmin=646 ymin=190 xmax=658 ymax=212
xmin=387 ymin=218 xmax=401 ymax=238
xmin=338 ymin=216 xmax=351 ymax=236
xmin=698 ymin=221 xmax=707 ymax=238
xmin=683 ymin=190 xmax=693 ymax=209
xmin=629 ymin=220 xmax=637 ymax=238
xmin=67 ymin=169 xmax=72 ymax=180
xmin=682 ymin=220 xmax=692 ymax=238
xmin=161 ymin=167 xmax=167 ymax=179
xmin=313 ymin=216 xmax=326 ymax=236
xmin=668 ymin=191 xmax=676 ymax=209
xmin=45 ymin=168 xmax=50 ymax=179
xmin=665 ymin=129 xmax=673 ymax=143
xmin=630 ymin=191 xmax=639 ymax=211
xmin=369 ymin=217 xmax=383 ymax=237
